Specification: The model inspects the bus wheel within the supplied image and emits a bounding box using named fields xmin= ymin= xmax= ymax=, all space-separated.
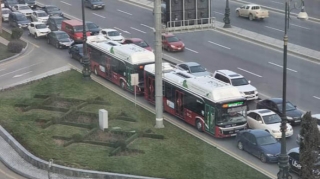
xmin=94 ymin=67 xmax=98 ymax=76
xmin=121 ymin=81 xmax=126 ymax=90
xmin=196 ymin=120 xmax=203 ymax=132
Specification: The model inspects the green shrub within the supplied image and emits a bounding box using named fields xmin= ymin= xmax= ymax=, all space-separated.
xmin=7 ymin=40 xmax=24 ymax=53
xmin=72 ymin=134 xmax=83 ymax=142
xmin=11 ymin=28 xmax=23 ymax=40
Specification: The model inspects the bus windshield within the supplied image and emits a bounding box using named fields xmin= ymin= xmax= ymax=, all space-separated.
xmin=217 ymin=107 xmax=247 ymax=125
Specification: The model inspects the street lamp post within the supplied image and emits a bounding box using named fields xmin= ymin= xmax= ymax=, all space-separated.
xmin=81 ymin=0 xmax=91 ymax=79
xmin=223 ymin=0 xmax=231 ymax=28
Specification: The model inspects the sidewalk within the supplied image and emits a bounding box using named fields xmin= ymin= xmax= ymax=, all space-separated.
xmin=0 ymin=36 xmax=9 ymax=46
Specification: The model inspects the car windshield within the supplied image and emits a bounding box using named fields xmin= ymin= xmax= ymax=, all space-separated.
xmin=2 ymin=10 xmax=11 ymax=14
xmin=167 ymin=36 xmax=179 ymax=42
xmin=19 ymin=6 xmax=30 ymax=10
xmin=16 ymin=15 xmax=27 ymax=21
xmin=134 ymin=41 xmax=148 ymax=48
xmin=189 ymin=65 xmax=206 ymax=73
xmin=108 ymin=31 xmax=120 ymax=36
xmin=91 ymin=0 xmax=102 ymax=2
xmin=54 ymin=18 xmax=63 ymax=25
xmin=56 ymin=33 xmax=69 ymax=39
xmin=74 ymin=25 xmax=85 ymax=32
xmin=35 ymin=24 xmax=47 ymax=29
xmin=7 ymin=0 xmax=18 ymax=3
xmin=37 ymin=12 xmax=47 ymax=17
xmin=86 ymin=23 xmax=98 ymax=29
xmin=277 ymin=102 xmax=296 ymax=111
xmin=263 ymin=114 xmax=281 ymax=124
xmin=47 ymin=7 xmax=59 ymax=11
xmin=231 ymin=78 xmax=249 ymax=86
xmin=257 ymin=135 xmax=277 ymax=146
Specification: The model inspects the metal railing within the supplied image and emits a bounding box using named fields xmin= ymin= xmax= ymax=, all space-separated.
xmin=164 ymin=17 xmax=216 ymax=33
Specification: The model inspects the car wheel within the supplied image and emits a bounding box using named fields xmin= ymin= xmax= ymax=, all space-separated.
xmin=91 ymin=5 xmax=94 ymax=9
xmin=121 ymin=80 xmax=126 ymax=90
xmin=237 ymin=141 xmax=244 ymax=150
xmin=249 ymin=14 xmax=253 ymax=21
xmin=236 ymin=11 xmax=240 ymax=17
xmin=34 ymin=33 xmax=38 ymax=39
xmin=196 ymin=119 xmax=203 ymax=132
xmin=55 ymin=42 xmax=60 ymax=49
xmin=94 ymin=67 xmax=98 ymax=75
xmin=260 ymin=153 xmax=267 ymax=163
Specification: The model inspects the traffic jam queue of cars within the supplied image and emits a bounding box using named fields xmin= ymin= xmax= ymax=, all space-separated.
xmin=2 ymin=0 xmax=320 ymax=176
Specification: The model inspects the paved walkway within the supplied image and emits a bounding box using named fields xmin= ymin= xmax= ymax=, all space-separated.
xmin=0 ymin=36 xmax=9 ymax=46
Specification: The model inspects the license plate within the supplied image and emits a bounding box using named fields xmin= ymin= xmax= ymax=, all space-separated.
xmin=295 ymin=119 xmax=301 ymax=122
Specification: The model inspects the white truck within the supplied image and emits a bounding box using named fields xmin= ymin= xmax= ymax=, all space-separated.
xmin=28 ymin=22 xmax=51 ymax=39
xmin=235 ymin=4 xmax=269 ymax=21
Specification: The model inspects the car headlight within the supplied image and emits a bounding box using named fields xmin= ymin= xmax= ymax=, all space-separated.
xmin=286 ymin=116 xmax=293 ymax=120
xmin=272 ymin=130 xmax=280 ymax=133
xmin=181 ymin=43 xmax=185 ymax=46
xmin=266 ymin=154 xmax=274 ymax=157
xmin=170 ymin=44 xmax=176 ymax=48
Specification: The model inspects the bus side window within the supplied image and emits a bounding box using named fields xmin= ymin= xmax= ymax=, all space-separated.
xmin=165 ymin=82 xmax=173 ymax=100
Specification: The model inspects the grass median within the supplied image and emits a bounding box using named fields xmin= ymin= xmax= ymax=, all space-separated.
xmin=0 ymin=70 xmax=270 ymax=179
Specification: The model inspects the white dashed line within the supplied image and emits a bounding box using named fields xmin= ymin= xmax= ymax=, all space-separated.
xmin=208 ymin=41 xmax=231 ymax=50
xmin=265 ymin=26 xmax=284 ymax=32
xmin=114 ymin=27 xmax=130 ymax=34
xmin=271 ymin=1 xmax=283 ymax=4
xmin=268 ymin=62 xmax=298 ymax=72
xmin=213 ymin=11 xmax=224 ymax=15
xmin=313 ymin=96 xmax=320 ymax=100
xmin=130 ymin=27 xmax=146 ymax=33
xmin=60 ymin=1 xmax=71 ymax=6
xmin=92 ymin=13 xmax=106 ymax=18
xmin=140 ymin=24 xmax=155 ymax=31
xmin=0 ymin=62 xmax=43 ymax=78
xmin=237 ymin=68 xmax=262 ymax=77
xmin=13 ymin=71 xmax=32 ymax=78
xmin=290 ymin=23 xmax=310 ymax=30
xmin=117 ymin=9 xmax=132 ymax=15
xmin=185 ymin=48 xmax=198 ymax=53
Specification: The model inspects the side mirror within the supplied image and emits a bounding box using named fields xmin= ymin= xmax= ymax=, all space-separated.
xmin=119 ymin=33 xmax=122 ymax=35
xmin=248 ymin=80 xmax=251 ymax=84
xmin=258 ymin=121 xmax=262 ymax=124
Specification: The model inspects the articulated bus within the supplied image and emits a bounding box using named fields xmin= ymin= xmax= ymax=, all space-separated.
xmin=86 ymin=36 xmax=155 ymax=94
xmin=144 ymin=63 xmax=248 ymax=138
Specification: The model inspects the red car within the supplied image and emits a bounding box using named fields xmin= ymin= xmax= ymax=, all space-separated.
xmin=122 ymin=38 xmax=153 ymax=51
xmin=161 ymin=33 xmax=185 ymax=52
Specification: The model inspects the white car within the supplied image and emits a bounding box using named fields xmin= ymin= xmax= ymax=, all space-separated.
xmin=99 ymin=28 xmax=124 ymax=42
xmin=28 ymin=22 xmax=51 ymax=38
xmin=1 ymin=8 xmax=11 ymax=21
xmin=296 ymin=114 xmax=320 ymax=144
xmin=212 ymin=70 xmax=258 ymax=100
xmin=247 ymin=109 xmax=293 ymax=139
xmin=30 ymin=10 xmax=49 ymax=23
xmin=11 ymin=4 xmax=33 ymax=17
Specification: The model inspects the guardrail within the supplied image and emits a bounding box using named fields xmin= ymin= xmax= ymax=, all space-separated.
xmin=164 ymin=17 xmax=216 ymax=33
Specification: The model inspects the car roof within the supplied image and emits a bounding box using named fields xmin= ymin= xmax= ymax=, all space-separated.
xmin=31 ymin=21 xmax=45 ymax=25
xmin=248 ymin=109 xmax=275 ymax=116
xmin=216 ymin=70 xmax=244 ymax=79
xmin=178 ymin=62 xmax=200 ymax=67
xmin=34 ymin=10 xmax=46 ymax=13
xmin=101 ymin=28 xmax=117 ymax=32
xmin=10 ymin=11 xmax=24 ymax=15
xmin=63 ymin=20 xmax=83 ymax=26
xmin=16 ymin=4 xmax=29 ymax=7
xmin=268 ymin=98 xmax=283 ymax=103
xmin=246 ymin=129 xmax=271 ymax=137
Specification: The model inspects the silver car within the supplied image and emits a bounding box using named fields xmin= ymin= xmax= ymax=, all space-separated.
xmin=1 ymin=8 xmax=12 ymax=21
xmin=175 ymin=62 xmax=211 ymax=76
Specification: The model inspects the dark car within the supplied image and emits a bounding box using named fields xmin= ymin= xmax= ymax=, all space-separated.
xmin=4 ymin=0 xmax=19 ymax=9
xmin=84 ymin=0 xmax=105 ymax=10
xmin=68 ymin=44 xmax=83 ymax=63
xmin=17 ymin=0 xmax=35 ymax=8
xmin=288 ymin=147 xmax=320 ymax=176
xmin=161 ymin=33 xmax=185 ymax=52
xmin=236 ymin=129 xmax=280 ymax=163
xmin=122 ymin=38 xmax=153 ymax=51
xmin=42 ymin=5 xmax=63 ymax=17
xmin=8 ymin=11 xmax=30 ymax=28
xmin=152 ymin=3 xmax=166 ymax=23
xmin=47 ymin=15 xmax=63 ymax=31
xmin=47 ymin=31 xmax=74 ymax=49
xmin=86 ymin=21 xmax=100 ymax=35
xmin=256 ymin=98 xmax=303 ymax=125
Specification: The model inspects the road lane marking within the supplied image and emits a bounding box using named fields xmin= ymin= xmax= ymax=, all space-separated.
xmin=163 ymin=54 xmax=184 ymax=63
xmin=130 ymin=27 xmax=146 ymax=33
xmin=0 ymin=69 xmax=5 ymax=72
xmin=208 ymin=41 xmax=231 ymax=50
xmin=92 ymin=13 xmax=106 ymax=18
xmin=237 ymin=68 xmax=262 ymax=77
xmin=117 ymin=9 xmax=132 ymax=15
xmin=60 ymin=1 xmax=71 ymax=6
xmin=185 ymin=48 xmax=198 ymax=53
xmin=0 ymin=61 xmax=43 ymax=78
xmin=141 ymin=24 xmax=155 ymax=31
xmin=271 ymin=1 xmax=283 ymax=4
xmin=314 ymin=96 xmax=320 ymax=100
xmin=13 ymin=71 xmax=32 ymax=78
xmin=268 ymin=62 xmax=298 ymax=72
xmin=114 ymin=27 xmax=130 ymax=34
xmin=290 ymin=23 xmax=310 ymax=30
xmin=265 ymin=26 xmax=284 ymax=32
xmin=213 ymin=11 xmax=224 ymax=15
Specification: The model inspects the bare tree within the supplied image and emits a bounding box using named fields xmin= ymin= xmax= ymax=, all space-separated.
xmin=300 ymin=111 xmax=320 ymax=179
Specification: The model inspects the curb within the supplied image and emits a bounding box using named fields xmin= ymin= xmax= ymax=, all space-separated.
xmin=0 ymin=155 xmax=34 ymax=179
xmin=0 ymin=28 xmax=29 ymax=64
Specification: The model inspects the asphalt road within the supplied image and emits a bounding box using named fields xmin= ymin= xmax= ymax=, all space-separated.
xmin=1 ymin=0 xmax=319 ymax=178
xmin=233 ymin=0 xmax=320 ymax=19
xmin=0 ymin=162 xmax=26 ymax=179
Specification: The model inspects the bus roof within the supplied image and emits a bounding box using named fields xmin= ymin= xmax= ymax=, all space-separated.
xmin=87 ymin=35 xmax=155 ymax=65
xmin=144 ymin=63 xmax=244 ymax=102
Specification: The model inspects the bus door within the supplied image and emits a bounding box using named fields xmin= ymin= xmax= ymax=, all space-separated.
xmin=126 ymin=67 xmax=134 ymax=92
xmin=205 ymin=104 xmax=215 ymax=134
xmin=175 ymin=90 xmax=184 ymax=118
xmin=146 ymin=77 xmax=155 ymax=102
xmin=105 ymin=57 xmax=112 ymax=80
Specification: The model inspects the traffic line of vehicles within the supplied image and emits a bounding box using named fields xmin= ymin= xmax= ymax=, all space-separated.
xmin=2 ymin=1 xmax=319 ymax=176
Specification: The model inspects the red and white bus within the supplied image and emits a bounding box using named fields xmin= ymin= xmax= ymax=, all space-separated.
xmin=144 ymin=63 xmax=248 ymax=138
xmin=86 ymin=36 xmax=155 ymax=94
